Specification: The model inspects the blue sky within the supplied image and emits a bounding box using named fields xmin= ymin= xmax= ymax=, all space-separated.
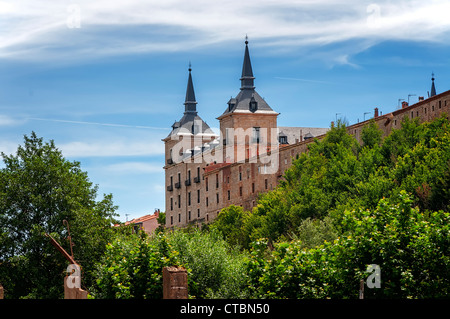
xmin=1 ymin=0 xmax=450 ymax=222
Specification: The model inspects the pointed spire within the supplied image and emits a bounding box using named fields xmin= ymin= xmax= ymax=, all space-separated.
xmin=184 ymin=62 xmax=197 ymax=114
xmin=240 ymin=36 xmax=255 ymax=90
xmin=430 ymin=72 xmax=436 ymax=97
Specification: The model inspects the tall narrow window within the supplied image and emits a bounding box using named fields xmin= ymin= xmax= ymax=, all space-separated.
xmin=197 ymin=189 xmax=200 ymax=203
xmin=253 ymin=127 xmax=260 ymax=143
xmin=170 ymin=198 xmax=173 ymax=210
xmin=188 ymin=192 xmax=191 ymax=206
xmin=239 ymin=186 xmax=243 ymax=197
xmin=178 ymin=195 xmax=181 ymax=208
xmin=206 ymin=177 xmax=209 ymax=191
xmin=228 ymin=190 xmax=231 ymax=200
xmin=216 ymin=174 xmax=219 ymax=188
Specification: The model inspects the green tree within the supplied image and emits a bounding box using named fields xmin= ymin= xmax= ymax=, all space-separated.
xmin=0 ymin=132 xmax=119 ymax=298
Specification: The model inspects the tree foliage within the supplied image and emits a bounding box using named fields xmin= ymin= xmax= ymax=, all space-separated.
xmin=0 ymin=132 xmax=119 ymax=298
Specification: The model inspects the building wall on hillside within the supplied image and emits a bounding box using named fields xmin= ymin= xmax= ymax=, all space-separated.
xmin=164 ymin=90 xmax=450 ymax=228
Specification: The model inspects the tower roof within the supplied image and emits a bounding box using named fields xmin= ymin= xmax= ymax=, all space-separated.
xmin=240 ymin=37 xmax=255 ymax=90
xmin=184 ymin=63 xmax=198 ymax=114
xmin=430 ymin=72 xmax=436 ymax=97
xmin=219 ymin=38 xmax=277 ymax=118
xmin=165 ymin=65 xmax=215 ymax=139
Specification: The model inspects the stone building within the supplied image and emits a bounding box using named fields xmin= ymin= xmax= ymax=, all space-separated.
xmin=163 ymin=39 xmax=450 ymax=228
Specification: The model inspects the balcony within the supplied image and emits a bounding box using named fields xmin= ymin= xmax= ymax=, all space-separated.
xmin=193 ymin=176 xmax=200 ymax=183
xmin=174 ymin=182 xmax=181 ymax=189
xmin=167 ymin=185 xmax=173 ymax=191
xmin=185 ymin=179 xmax=191 ymax=186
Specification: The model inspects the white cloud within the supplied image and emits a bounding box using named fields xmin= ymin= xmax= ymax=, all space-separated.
xmin=59 ymin=140 xmax=164 ymax=158
xmin=0 ymin=114 xmax=25 ymax=126
xmin=1 ymin=1 xmax=450 ymax=61
xmin=105 ymin=162 xmax=162 ymax=174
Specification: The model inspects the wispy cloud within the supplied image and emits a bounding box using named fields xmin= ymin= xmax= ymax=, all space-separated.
xmin=59 ymin=140 xmax=164 ymax=158
xmin=27 ymin=117 xmax=170 ymax=131
xmin=0 ymin=114 xmax=26 ymax=126
xmin=105 ymin=162 xmax=162 ymax=174
xmin=2 ymin=1 xmax=450 ymax=62
xmin=274 ymin=76 xmax=333 ymax=84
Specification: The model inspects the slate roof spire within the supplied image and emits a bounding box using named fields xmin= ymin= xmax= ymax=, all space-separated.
xmin=430 ymin=72 xmax=436 ymax=97
xmin=184 ymin=62 xmax=198 ymax=114
xmin=240 ymin=36 xmax=255 ymax=90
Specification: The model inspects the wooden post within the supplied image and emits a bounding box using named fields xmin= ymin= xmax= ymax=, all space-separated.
xmin=359 ymin=279 xmax=364 ymax=299
xmin=64 ymin=276 xmax=88 ymax=299
xmin=163 ymin=266 xmax=188 ymax=299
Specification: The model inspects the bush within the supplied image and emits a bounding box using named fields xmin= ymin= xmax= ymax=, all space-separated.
xmin=246 ymin=192 xmax=450 ymax=298
xmin=92 ymin=232 xmax=179 ymax=299
xmin=167 ymin=229 xmax=249 ymax=298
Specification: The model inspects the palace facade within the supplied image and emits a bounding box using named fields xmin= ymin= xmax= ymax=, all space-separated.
xmin=163 ymin=40 xmax=450 ymax=228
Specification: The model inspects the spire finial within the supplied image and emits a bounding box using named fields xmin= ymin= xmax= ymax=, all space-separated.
xmin=430 ymin=71 xmax=437 ymax=97
xmin=245 ymin=34 xmax=248 ymax=45
xmin=189 ymin=61 xmax=192 ymax=72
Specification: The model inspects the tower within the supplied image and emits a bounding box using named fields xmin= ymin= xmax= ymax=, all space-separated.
xmin=163 ymin=65 xmax=216 ymax=227
xmin=217 ymin=38 xmax=279 ymax=163
xmin=430 ymin=72 xmax=437 ymax=97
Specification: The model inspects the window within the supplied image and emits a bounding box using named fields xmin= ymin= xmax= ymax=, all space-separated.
xmin=178 ymin=214 xmax=181 ymax=223
xmin=206 ymin=177 xmax=209 ymax=191
xmin=228 ymin=190 xmax=231 ymax=200
xmin=170 ymin=216 xmax=173 ymax=225
xmin=197 ymin=189 xmax=200 ymax=203
xmin=265 ymin=179 xmax=268 ymax=189
xmin=239 ymin=186 xmax=243 ymax=197
xmin=178 ymin=195 xmax=181 ymax=208
xmin=170 ymin=198 xmax=173 ymax=210
xmin=188 ymin=211 xmax=191 ymax=220
xmin=252 ymin=183 xmax=255 ymax=193
xmin=197 ymin=209 xmax=200 ymax=218
xmin=216 ymin=193 xmax=219 ymax=204
xmin=206 ymin=197 xmax=209 ymax=207
xmin=249 ymin=96 xmax=258 ymax=112
xmin=188 ymin=192 xmax=191 ymax=206
xmin=252 ymin=127 xmax=260 ymax=143
xmin=216 ymin=174 xmax=219 ymax=188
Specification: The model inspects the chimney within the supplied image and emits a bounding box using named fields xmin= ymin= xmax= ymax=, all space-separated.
xmin=402 ymin=101 xmax=409 ymax=109
xmin=331 ymin=121 xmax=335 ymax=128
xmin=418 ymin=96 xmax=424 ymax=102
xmin=154 ymin=209 xmax=160 ymax=217
xmin=374 ymin=107 xmax=379 ymax=118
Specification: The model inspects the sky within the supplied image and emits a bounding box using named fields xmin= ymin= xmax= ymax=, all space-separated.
xmin=1 ymin=0 xmax=450 ymax=222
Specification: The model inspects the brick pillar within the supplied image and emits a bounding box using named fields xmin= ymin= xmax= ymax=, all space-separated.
xmin=64 ymin=276 xmax=88 ymax=299
xmin=163 ymin=266 xmax=188 ymax=299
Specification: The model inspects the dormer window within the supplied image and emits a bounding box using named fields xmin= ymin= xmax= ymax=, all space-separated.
xmin=249 ymin=96 xmax=258 ymax=112
xmin=279 ymin=136 xmax=288 ymax=144
xmin=228 ymin=98 xmax=236 ymax=112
